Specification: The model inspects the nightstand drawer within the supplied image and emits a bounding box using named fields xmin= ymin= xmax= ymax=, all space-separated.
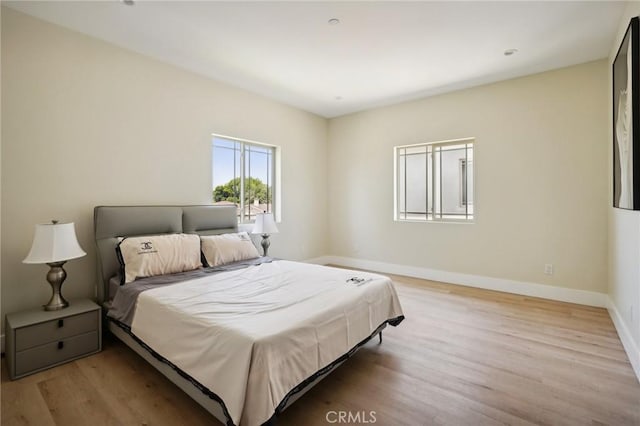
xmin=15 ymin=331 xmax=99 ymax=377
xmin=15 ymin=310 xmax=99 ymax=352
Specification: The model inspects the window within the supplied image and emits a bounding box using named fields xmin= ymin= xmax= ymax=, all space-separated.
xmin=212 ymin=135 xmax=277 ymax=223
xmin=395 ymin=138 xmax=474 ymax=222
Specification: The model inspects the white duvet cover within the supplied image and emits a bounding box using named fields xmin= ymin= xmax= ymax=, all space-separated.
xmin=131 ymin=260 xmax=404 ymax=426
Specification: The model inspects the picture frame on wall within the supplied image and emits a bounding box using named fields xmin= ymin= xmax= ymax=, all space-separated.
xmin=613 ymin=16 xmax=640 ymax=210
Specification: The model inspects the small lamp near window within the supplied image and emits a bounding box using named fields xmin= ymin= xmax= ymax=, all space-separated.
xmin=252 ymin=213 xmax=278 ymax=257
xmin=23 ymin=220 xmax=86 ymax=311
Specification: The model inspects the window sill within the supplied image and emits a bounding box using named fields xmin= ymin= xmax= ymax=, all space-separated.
xmin=394 ymin=219 xmax=475 ymax=225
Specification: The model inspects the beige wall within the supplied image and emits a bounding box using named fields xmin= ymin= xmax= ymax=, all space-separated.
xmin=328 ymin=60 xmax=608 ymax=293
xmin=0 ymin=8 xmax=328 ymax=324
xmin=608 ymin=2 xmax=640 ymax=364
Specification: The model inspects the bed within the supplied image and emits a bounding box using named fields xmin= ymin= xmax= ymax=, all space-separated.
xmin=94 ymin=205 xmax=404 ymax=426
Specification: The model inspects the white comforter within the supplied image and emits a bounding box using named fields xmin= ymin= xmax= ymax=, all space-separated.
xmin=131 ymin=260 xmax=404 ymax=426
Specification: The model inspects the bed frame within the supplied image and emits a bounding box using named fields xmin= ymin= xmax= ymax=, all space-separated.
xmin=94 ymin=205 xmax=385 ymax=426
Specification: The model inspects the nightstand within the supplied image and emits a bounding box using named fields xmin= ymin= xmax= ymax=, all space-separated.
xmin=5 ymin=299 xmax=102 ymax=379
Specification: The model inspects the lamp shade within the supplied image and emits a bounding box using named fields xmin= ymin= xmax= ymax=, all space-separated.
xmin=23 ymin=222 xmax=86 ymax=264
xmin=252 ymin=213 xmax=279 ymax=235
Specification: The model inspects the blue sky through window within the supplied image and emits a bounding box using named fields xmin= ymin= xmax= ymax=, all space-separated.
xmin=212 ymin=137 xmax=272 ymax=187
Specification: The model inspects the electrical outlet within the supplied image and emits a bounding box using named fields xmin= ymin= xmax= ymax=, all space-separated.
xmin=544 ymin=264 xmax=554 ymax=275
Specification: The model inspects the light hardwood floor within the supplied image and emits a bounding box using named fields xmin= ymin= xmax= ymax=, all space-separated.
xmin=2 ymin=273 xmax=639 ymax=426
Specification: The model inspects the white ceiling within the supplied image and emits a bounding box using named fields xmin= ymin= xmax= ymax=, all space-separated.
xmin=4 ymin=1 xmax=627 ymax=118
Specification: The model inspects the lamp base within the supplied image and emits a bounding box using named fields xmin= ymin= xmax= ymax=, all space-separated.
xmin=44 ymin=261 xmax=69 ymax=311
xmin=261 ymin=234 xmax=271 ymax=257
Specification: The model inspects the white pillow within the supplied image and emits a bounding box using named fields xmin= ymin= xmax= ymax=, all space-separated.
xmin=116 ymin=234 xmax=202 ymax=284
xmin=201 ymin=232 xmax=260 ymax=267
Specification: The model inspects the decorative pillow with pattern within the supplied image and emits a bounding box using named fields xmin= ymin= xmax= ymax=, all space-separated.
xmin=116 ymin=233 xmax=202 ymax=284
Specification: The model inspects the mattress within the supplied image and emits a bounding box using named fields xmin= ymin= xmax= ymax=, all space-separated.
xmin=109 ymin=260 xmax=404 ymax=426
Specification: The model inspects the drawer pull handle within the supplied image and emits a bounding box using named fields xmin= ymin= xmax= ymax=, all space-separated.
xmin=58 ymin=319 xmax=64 ymax=328
xmin=57 ymin=341 xmax=64 ymax=350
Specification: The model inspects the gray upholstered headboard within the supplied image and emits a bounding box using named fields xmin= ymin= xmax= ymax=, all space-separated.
xmin=94 ymin=205 xmax=238 ymax=303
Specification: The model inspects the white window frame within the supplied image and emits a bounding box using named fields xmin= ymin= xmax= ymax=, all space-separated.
xmin=211 ymin=133 xmax=281 ymax=224
xmin=394 ymin=137 xmax=475 ymax=223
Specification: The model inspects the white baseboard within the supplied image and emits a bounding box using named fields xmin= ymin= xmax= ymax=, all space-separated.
xmin=311 ymin=255 xmax=607 ymax=308
xmin=607 ymin=297 xmax=640 ymax=382
xmin=302 ymin=256 xmax=333 ymax=265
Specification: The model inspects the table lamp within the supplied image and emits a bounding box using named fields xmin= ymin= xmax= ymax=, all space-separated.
xmin=252 ymin=213 xmax=279 ymax=257
xmin=23 ymin=220 xmax=86 ymax=311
